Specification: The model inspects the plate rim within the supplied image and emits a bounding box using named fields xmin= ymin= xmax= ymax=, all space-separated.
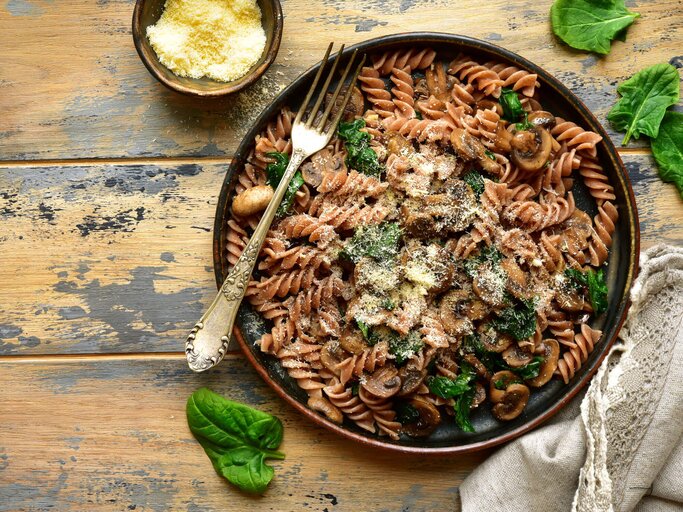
xmin=212 ymin=32 xmax=640 ymax=454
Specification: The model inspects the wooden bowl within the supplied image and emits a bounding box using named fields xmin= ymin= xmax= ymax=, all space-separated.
xmin=212 ymin=33 xmax=640 ymax=454
xmin=132 ymin=0 xmax=283 ymax=97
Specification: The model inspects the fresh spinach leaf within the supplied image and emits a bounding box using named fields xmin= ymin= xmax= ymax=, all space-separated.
xmin=186 ymin=388 xmax=285 ymax=494
xmin=341 ymin=222 xmax=402 ymax=263
xmin=493 ymin=298 xmax=537 ymax=341
xmin=607 ymin=63 xmax=680 ymax=145
xmin=427 ymin=363 xmax=475 ymax=399
xmin=500 ymin=88 xmax=526 ymax=123
xmin=265 ymin=152 xmax=304 ymax=217
xmin=454 ymin=387 xmax=476 ymax=433
xmin=550 ymin=0 xmax=639 ymax=55
xmin=389 ymin=331 xmax=423 ymax=365
xmin=338 ymin=119 xmax=384 ymax=177
xmin=652 ymin=111 xmax=683 ymax=198
xmin=565 ymin=268 xmax=609 ymax=315
xmin=396 ymin=402 xmax=421 ymax=424
xmin=463 ymin=170 xmax=485 ymax=199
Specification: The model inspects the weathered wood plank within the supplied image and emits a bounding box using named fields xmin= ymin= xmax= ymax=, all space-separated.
xmin=0 ymin=355 xmax=486 ymax=511
xmin=1 ymin=0 xmax=680 ymax=160
xmin=1 ymin=154 xmax=681 ymax=356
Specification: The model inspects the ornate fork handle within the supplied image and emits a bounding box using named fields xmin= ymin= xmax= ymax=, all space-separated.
xmin=186 ymin=148 xmax=307 ymax=372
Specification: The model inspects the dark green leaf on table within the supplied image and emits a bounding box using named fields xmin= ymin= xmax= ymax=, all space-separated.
xmin=550 ymin=0 xmax=640 ymax=55
xmin=338 ymin=119 xmax=384 ymax=177
xmin=652 ymin=111 xmax=683 ymax=198
xmin=186 ymin=387 xmax=285 ymax=494
xmin=607 ymin=63 xmax=680 ymax=145
xmin=265 ymin=151 xmax=304 ymax=217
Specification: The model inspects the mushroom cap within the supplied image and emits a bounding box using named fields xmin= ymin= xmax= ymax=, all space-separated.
xmin=555 ymin=283 xmax=588 ymax=312
xmin=339 ymin=328 xmax=367 ymax=355
xmin=362 ymin=365 xmax=401 ymax=398
xmin=502 ymin=344 xmax=535 ymax=368
xmin=489 ymin=370 xmax=519 ymax=403
xmin=386 ymin=131 xmax=415 ymax=158
xmin=400 ymin=399 xmax=441 ymax=437
xmin=501 ymin=257 xmax=529 ymax=300
xmin=463 ymin=353 xmax=492 ymax=380
xmin=528 ymin=110 xmax=556 ymax=130
xmin=492 ymin=383 xmax=530 ymax=421
xmin=308 ymin=396 xmax=343 ymax=424
xmin=471 ymin=381 xmax=487 ymax=408
xmin=478 ymin=324 xmax=513 ymax=353
xmin=231 ymin=185 xmax=274 ymax=217
xmin=510 ymin=126 xmax=552 ymax=173
xmin=527 ymin=338 xmax=560 ymax=387
xmin=398 ymin=365 xmax=427 ymax=396
xmin=320 ymin=341 xmax=344 ymax=372
xmin=439 ymin=290 xmax=474 ymax=337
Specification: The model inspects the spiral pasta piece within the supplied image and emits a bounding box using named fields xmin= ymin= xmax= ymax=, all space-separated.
xmin=556 ymin=324 xmax=602 ymax=384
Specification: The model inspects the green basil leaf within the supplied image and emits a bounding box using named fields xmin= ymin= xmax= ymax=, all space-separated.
xmin=550 ymin=0 xmax=639 ymax=55
xmin=454 ymin=387 xmax=476 ymax=433
xmin=607 ymin=63 xmax=680 ymax=145
xmin=652 ymin=111 xmax=683 ymax=198
xmin=187 ymin=388 xmax=285 ymax=494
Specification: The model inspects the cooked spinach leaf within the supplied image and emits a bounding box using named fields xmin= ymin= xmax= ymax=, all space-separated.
xmin=427 ymin=363 xmax=475 ymax=399
xmin=341 ymin=222 xmax=402 ymax=263
xmin=493 ymin=298 xmax=537 ymax=341
xmin=463 ymin=245 xmax=503 ymax=278
xmin=607 ymin=63 xmax=680 ymax=145
xmin=652 ymin=111 xmax=683 ymax=198
xmin=500 ymin=88 xmax=526 ymax=123
xmin=265 ymin=152 xmax=304 ymax=217
xmin=338 ymin=119 xmax=384 ymax=177
xmin=186 ymin=387 xmax=285 ymax=494
xmin=454 ymin=387 xmax=476 ymax=433
xmin=396 ymin=402 xmax=421 ymax=424
xmin=514 ymin=356 xmax=544 ymax=380
xmin=565 ymin=268 xmax=609 ymax=315
xmin=550 ymin=0 xmax=639 ymax=55
xmin=355 ymin=318 xmax=379 ymax=346
xmin=463 ymin=170 xmax=485 ymax=199
xmin=389 ymin=331 xmax=423 ymax=365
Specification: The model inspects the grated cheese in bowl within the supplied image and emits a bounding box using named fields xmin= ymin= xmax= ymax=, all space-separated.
xmin=146 ymin=0 xmax=267 ymax=83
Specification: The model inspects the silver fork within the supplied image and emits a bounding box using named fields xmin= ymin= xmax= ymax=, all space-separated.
xmin=186 ymin=43 xmax=365 ymax=372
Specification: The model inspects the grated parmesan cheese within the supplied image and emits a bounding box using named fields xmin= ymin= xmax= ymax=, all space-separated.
xmin=146 ymin=0 xmax=267 ymax=82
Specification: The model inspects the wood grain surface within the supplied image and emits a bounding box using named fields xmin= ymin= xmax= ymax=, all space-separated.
xmin=1 ymin=0 xmax=682 ymax=509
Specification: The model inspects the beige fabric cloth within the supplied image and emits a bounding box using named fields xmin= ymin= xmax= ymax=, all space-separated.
xmin=460 ymin=245 xmax=683 ymax=512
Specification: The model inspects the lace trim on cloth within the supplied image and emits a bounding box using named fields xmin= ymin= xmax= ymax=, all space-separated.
xmin=573 ymin=245 xmax=683 ymax=512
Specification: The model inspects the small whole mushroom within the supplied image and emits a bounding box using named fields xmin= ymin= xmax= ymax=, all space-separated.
xmin=489 ymin=370 xmax=520 ymax=403
xmin=527 ymin=338 xmax=560 ymax=387
xmin=362 ymin=365 xmax=401 ymax=398
xmin=308 ymin=396 xmax=343 ymax=424
xmin=399 ymin=399 xmax=441 ymax=437
xmin=510 ymin=125 xmax=552 ymax=173
xmin=231 ymin=185 xmax=274 ymax=217
xmin=502 ymin=343 xmax=535 ymax=368
xmin=491 ymin=383 xmax=530 ymax=421
xmin=527 ymin=110 xmax=556 ymax=130
xmin=339 ymin=327 xmax=367 ymax=355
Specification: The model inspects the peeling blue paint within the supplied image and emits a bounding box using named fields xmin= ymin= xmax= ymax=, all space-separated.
xmin=5 ymin=0 xmax=44 ymax=16
xmin=58 ymin=306 xmax=87 ymax=320
xmin=160 ymin=252 xmax=175 ymax=263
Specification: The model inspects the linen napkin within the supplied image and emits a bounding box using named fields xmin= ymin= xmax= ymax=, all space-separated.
xmin=460 ymin=244 xmax=683 ymax=512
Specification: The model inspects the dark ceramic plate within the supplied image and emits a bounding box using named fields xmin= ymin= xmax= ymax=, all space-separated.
xmin=213 ymin=33 xmax=639 ymax=454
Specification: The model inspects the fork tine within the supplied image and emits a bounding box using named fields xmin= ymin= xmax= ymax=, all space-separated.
xmin=316 ymin=48 xmax=359 ymax=132
xmin=294 ymin=42 xmax=333 ymax=125
xmin=305 ymin=44 xmax=345 ymax=128
xmin=328 ymin=54 xmax=366 ymax=131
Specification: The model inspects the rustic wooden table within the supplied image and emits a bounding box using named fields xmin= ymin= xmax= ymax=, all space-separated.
xmin=1 ymin=0 xmax=681 ymax=510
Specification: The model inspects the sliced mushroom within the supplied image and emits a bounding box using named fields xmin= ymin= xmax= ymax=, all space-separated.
xmin=527 ymin=110 xmax=556 ymax=130
xmin=555 ymin=281 xmax=588 ymax=312
xmin=472 ymin=272 xmax=506 ymax=307
xmin=439 ymin=290 xmax=474 ymax=337
xmin=308 ymin=396 xmax=343 ymax=424
xmin=494 ymin=124 xmax=513 ymax=153
xmin=471 ymin=382 xmax=487 ymax=408
xmin=302 ymin=148 xmax=345 ymax=188
xmin=325 ymin=86 xmax=364 ymax=122
xmin=492 ymin=383 xmax=530 ymax=421
xmin=489 ymin=370 xmax=520 ymax=403
xmin=339 ymin=328 xmax=367 ymax=355
xmin=527 ymin=339 xmax=560 ymax=387
xmin=450 ymin=128 xmax=501 ymax=174
xmin=386 ymin=131 xmax=415 ymax=158
xmin=362 ymin=365 xmax=401 ymax=398
xmin=467 ymin=299 xmax=488 ymax=321
xmin=231 ymin=185 xmax=274 ymax=217
xmin=510 ymin=126 xmax=552 ymax=172
xmin=502 ymin=344 xmax=534 ymax=368
xmin=478 ymin=324 xmax=513 ymax=353
xmin=463 ymin=353 xmax=491 ymax=381
xmin=320 ymin=341 xmax=344 ymax=372
xmin=401 ymin=242 xmax=454 ymax=295
xmin=501 ymin=257 xmax=529 ymax=299
xmin=398 ymin=366 xmax=427 ymax=396
xmin=400 ymin=399 xmax=441 ymax=437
